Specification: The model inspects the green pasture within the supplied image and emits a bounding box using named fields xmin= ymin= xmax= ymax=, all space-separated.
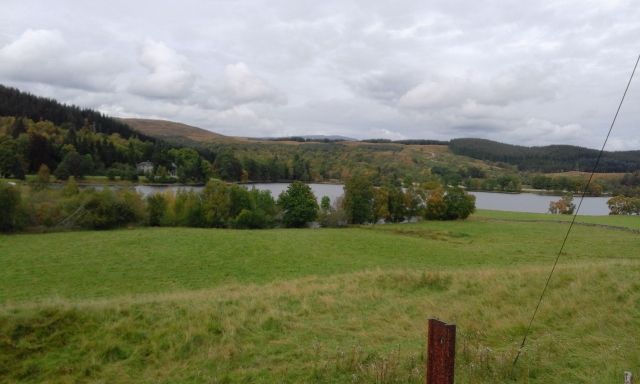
xmin=1 ymin=210 xmax=639 ymax=383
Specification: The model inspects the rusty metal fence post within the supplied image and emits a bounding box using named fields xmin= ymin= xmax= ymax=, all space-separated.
xmin=426 ymin=318 xmax=456 ymax=384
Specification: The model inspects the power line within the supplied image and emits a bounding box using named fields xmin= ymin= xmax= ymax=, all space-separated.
xmin=512 ymin=53 xmax=640 ymax=367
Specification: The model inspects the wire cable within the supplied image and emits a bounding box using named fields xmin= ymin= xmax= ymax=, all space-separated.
xmin=512 ymin=53 xmax=640 ymax=367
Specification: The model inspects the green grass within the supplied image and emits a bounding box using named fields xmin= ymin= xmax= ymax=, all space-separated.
xmin=477 ymin=209 xmax=640 ymax=230
xmin=1 ymin=210 xmax=640 ymax=383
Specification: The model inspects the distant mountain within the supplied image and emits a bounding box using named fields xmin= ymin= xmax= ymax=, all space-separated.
xmin=304 ymin=135 xmax=356 ymax=141
xmin=253 ymin=135 xmax=357 ymax=142
xmin=361 ymin=139 xmax=449 ymax=145
xmin=449 ymin=138 xmax=640 ymax=173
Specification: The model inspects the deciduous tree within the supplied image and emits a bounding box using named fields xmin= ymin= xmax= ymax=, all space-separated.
xmin=277 ymin=181 xmax=318 ymax=227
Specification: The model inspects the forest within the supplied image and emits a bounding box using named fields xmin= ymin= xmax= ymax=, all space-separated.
xmin=449 ymin=138 xmax=640 ymax=173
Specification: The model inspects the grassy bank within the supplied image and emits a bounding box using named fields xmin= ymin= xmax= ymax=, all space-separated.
xmin=1 ymin=210 xmax=639 ymax=382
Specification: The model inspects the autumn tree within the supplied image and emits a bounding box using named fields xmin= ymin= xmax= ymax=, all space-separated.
xmin=372 ymin=187 xmax=390 ymax=223
xmin=548 ymin=193 xmax=575 ymax=215
xmin=424 ymin=188 xmax=447 ymax=220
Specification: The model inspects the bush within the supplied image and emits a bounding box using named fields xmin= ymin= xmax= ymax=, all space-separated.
xmin=0 ymin=182 xmax=23 ymax=231
xmin=62 ymin=177 xmax=79 ymax=197
xmin=201 ymin=180 xmax=231 ymax=227
xmin=425 ymin=187 xmax=475 ymax=220
xmin=234 ymin=208 xmax=271 ymax=229
xmin=549 ymin=194 xmax=575 ymax=215
xmin=318 ymin=196 xmax=348 ymax=227
xmin=106 ymin=168 xmax=119 ymax=181
xmin=607 ymin=195 xmax=640 ymax=215
xmin=33 ymin=164 xmax=50 ymax=190
xmin=443 ymin=187 xmax=476 ymax=219
xmin=146 ymin=193 xmax=168 ymax=226
xmin=174 ymin=190 xmax=206 ymax=227
xmin=80 ymin=189 xmax=144 ymax=229
xmin=26 ymin=189 xmax=65 ymax=227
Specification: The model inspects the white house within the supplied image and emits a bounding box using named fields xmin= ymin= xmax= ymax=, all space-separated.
xmin=136 ymin=161 xmax=154 ymax=174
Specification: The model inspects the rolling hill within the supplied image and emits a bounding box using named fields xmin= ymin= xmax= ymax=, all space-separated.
xmin=450 ymin=138 xmax=640 ymax=173
xmin=120 ymin=118 xmax=241 ymax=145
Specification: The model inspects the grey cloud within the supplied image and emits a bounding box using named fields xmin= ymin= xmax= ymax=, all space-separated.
xmin=223 ymin=62 xmax=287 ymax=105
xmin=0 ymin=0 xmax=638 ymax=148
xmin=349 ymin=71 xmax=420 ymax=103
xmin=0 ymin=29 xmax=125 ymax=91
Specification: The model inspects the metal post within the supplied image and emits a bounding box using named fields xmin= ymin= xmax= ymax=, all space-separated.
xmin=426 ymin=318 xmax=456 ymax=384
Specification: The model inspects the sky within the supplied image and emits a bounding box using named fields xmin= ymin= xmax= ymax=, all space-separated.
xmin=0 ymin=0 xmax=638 ymax=149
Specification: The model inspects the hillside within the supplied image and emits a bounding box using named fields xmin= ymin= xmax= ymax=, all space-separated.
xmin=120 ymin=116 xmax=504 ymax=184
xmin=450 ymin=138 xmax=640 ymax=173
xmin=123 ymin=116 xmax=640 ymax=175
xmin=0 ymin=85 xmax=153 ymax=141
xmin=121 ymin=118 xmax=241 ymax=146
xmin=0 ymin=85 xmax=174 ymax=176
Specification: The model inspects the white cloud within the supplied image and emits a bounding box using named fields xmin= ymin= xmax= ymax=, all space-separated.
xmin=129 ymin=40 xmax=195 ymax=99
xmin=0 ymin=29 xmax=123 ymax=90
xmin=224 ymin=62 xmax=286 ymax=105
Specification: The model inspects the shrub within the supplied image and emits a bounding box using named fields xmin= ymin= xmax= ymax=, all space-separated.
xmin=80 ymin=189 xmax=144 ymax=229
xmin=425 ymin=187 xmax=475 ymax=220
xmin=318 ymin=196 xmax=348 ymax=227
xmin=0 ymin=182 xmax=23 ymax=231
xmin=146 ymin=193 xmax=168 ymax=226
xmin=174 ymin=190 xmax=206 ymax=227
xmin=62 ymin=177 xmax=79 ymax=197
xmin=443 ymin=187 xmax=476 ymax=219
xmin=201 ymin=180 xmax=231 ymax=227
xmin=106 ymin=168 xmax=119 ymax=181
xmin=33 ymin=164 xmax=50 ymax=190
xmin=234 ymin=209 xmax=271 ymax=229
xmin=607 ymin=195 xmax=640 ymax=215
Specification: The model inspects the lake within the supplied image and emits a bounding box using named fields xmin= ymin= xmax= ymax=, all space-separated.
xmin=132 ymin=183 xmax=612 ymax=216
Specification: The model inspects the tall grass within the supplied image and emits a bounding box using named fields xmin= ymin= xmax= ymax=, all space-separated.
xmin=1 ymin=262 xmax=639 ymax=383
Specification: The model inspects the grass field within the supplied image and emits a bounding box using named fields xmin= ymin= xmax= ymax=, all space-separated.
xmin=1 ymin=210 xmax=639 ymax=383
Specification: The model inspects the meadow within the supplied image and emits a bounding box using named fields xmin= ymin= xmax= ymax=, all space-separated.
xmin=1 ymin=210 xmax=639 ymax=383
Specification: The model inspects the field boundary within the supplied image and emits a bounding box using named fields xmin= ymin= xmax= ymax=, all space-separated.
xmin=479 ymin=217 xmax=640 ymax=234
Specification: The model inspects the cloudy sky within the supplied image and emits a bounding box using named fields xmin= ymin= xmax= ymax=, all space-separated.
xmin=1 ymin=0 xmax=638 ymax=149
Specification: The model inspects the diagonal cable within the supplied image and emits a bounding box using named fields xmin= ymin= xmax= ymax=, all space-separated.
xmin=513 ymin=53 xmax=640 ymax=367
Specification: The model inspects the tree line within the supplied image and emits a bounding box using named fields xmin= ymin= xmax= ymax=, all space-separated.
xmin=450 ymin=138 xmax=640 ymax=173
xmin=0 ymin=175 xmax=476 ymax=233
xmin=0 ymin=85 xmax=154 ymax=141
